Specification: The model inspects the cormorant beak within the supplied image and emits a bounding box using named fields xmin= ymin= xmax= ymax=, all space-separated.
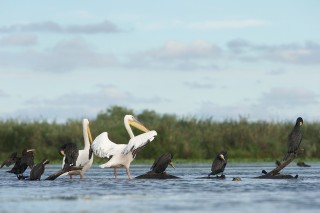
xmin=59 ymin=150 xmax=65 ymax=156
xmin=87 ymin=124 xmax=93 ymax=144
xmin=219 ymin=154 xmax=225 ymax=161
xmin=27 ymin=149 xmax=35 ymax=152
xmin=169 ymin=162 xmax=175 ymax=169
xmin=43 ymin=159 xmax=50 ymax=165
xmin=299 ymin=121 xmax=303 ymax=126
xmin=129 ymin=117 xmax=150 ymax=133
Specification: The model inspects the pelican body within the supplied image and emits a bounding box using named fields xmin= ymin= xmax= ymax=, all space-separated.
xmin=60 ymin=119 xmax=93 ymax=179
xmin=91 ymin=115 xmax=157 ymax=179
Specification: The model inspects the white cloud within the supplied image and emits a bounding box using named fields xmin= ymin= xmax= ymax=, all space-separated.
xmin=0 ymin=21 xmax=120 ymax=34
xmin=184 ymin=81 xmax=215 ymax=89
xmin=136 ymin=19 xmax=269 ymax=30
xmin=11 ymin=85 xmax=168 ymax=122
xmin=264 ymin=42 xmax=320 ymax=65
xmin=0 ymin=34 xmax=37 ymax=47
xmin=0 ymin=38 xmax=117 ymax=72
xmin=0 ymin=90 xmax=9 ymax=98
xmin=187 ymin=19 xmax=270 ymax=30
xmin=128 ymin=39 xmax=320 ymax=71
xmin=126 ymin=40 xmax=222 ymax=71
xmin=197 ymin=87 xmax=319 ymax=121
xmin=227 ymin=39 xmax=320 ymax=65
xmin=1 ymin=37 xmax=319 ymax=74
xmin=260 ymin=87 xmax=319 ymax=107
xmin=146 ymin=40 xmax=221 ymax=61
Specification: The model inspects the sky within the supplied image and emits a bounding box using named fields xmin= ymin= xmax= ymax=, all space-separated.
xmin=0 ymin=0 xmax=319 ymax=123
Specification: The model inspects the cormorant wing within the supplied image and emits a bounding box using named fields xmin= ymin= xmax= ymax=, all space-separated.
xmin=1 ymin=152 xmax=18 ymax=168
xmin=21 ymin=152 xmax=34 ymax=169
xmin=150 ymin=154 xmax=163 ymax=171
xmin=122 ymin=130 xmax=157 ymax=156
xmin=29 ymin=164 xmax=44 ymax=180
xmin=211 ymin=158 xmax=225 ymax=174
xmin=287 ymin=129 xmax=302 ymax=153
xmin=91 ymin=132 xmax=119 ymax=158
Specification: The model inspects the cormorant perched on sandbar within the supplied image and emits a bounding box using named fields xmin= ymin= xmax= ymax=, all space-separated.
xmin=58 ymin=143 xmax=79 ymax=169
xmin=7 ymin=149 xmax=35 ymax=179
xmin=135 ymin=152 xmax=178 ymax=179
xmin=208 ymin=151 xmax=228 ymax=177
xmin=150 ymin=152 xmax=175 ymax=174
xmin=283 ymin=117 xmax=303 ymax=161
xmin=297 ymin=162 xmax=311 ymax=167
xmin=1 ymin=152 xmax=18 ymax=168
xmin=29 ymin=159 xmax=50 ymax=181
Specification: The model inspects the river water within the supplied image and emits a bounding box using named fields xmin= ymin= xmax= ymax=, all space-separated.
xmin=1 ymin=162 xmax=319 ymax=213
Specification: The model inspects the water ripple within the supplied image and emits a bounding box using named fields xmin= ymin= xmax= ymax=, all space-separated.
xmin=1 ymin=163 xmax=320 ymax=213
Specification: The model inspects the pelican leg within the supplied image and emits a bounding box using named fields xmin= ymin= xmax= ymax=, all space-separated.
xmin=113 ymin=168 xmax=117 ymax=178
xmin=125 ymin=167 xmax=132 ymax=180
xmin=80 ymin=173 xmax=84 ymax=179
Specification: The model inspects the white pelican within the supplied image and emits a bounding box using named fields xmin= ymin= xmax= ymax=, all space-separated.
xmin=60 ymin=118 xmax=94 ymax=179
xmin=91 ymin=115 xmax=157 ymax=179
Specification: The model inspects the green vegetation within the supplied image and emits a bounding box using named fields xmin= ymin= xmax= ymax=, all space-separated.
xmin=0 ymin=106 xmax=319 ymax=163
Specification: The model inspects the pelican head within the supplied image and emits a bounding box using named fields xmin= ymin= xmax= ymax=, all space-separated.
xmin=125 ymin=115 xmax=150 ymax=133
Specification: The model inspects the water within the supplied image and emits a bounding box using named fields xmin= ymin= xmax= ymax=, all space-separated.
xmin=1 ymin=162 xmax=320 ymax=213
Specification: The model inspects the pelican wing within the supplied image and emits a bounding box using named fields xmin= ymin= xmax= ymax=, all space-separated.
xmin=91 ymin=132 xmax=118 ymax=158
xmin=122 ymin=130 xmax=157 ymax=156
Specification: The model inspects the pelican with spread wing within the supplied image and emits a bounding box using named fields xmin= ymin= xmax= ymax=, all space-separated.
xmin=91 ymin=115 xmax=157 ymax=179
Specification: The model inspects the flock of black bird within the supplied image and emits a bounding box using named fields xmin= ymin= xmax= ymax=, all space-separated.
xmin=1 ymin=117 xmax=307 ymax=181
xmin=0 ymin=148 xmax=47 ymax=180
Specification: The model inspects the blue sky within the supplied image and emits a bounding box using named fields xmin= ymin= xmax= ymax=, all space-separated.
xmin=0 ymin=0 xmax=319 ymax=122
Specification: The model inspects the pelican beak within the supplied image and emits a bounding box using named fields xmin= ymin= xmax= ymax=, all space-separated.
xmin=27 ymin=149 xmax=35 ymax=152
xmin=220 ymin=154 xmax=225 ymax=161
xmin=87 ymin=124 xmax=93 ymax=144
xmin=169 ymin=162 xmax=175 ymax=169
xmin=129 ymin=117 xmax=150 ymax=133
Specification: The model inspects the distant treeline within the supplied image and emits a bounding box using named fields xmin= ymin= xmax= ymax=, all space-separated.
xmin=0 ymin=106 xmax=319 ymax=162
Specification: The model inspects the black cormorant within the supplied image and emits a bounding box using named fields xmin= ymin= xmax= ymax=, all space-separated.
xmin=58 ymin=143 xmax=79 ymax=169
xmin=297 ymin=162 xmax=311 ymax=167
xmin=7 ymin=149 xmax=35 ymax=179
xmin=283 ymin=117 xmax=303 ymax=161
xmin=29 ymin=159 xmax=50 ymax=181
xmin=208 ymin=151 xmax=228 ymax=177
xmin=150 ymin=152 xmax=175 ymax=174
xmin=1 ymin=152 xmax=18 ymax=168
